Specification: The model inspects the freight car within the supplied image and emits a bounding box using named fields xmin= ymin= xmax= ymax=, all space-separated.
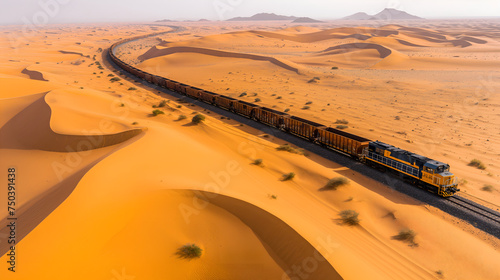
xmin=108 ymin=35 xmax=460 ymax=197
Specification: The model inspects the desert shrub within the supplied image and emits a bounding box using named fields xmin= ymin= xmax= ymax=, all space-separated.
xmin=110 ymin=77 xmax=121 ymax=82
xmin=255 ymin=98 xmax=261 ymax=102
xmin=159 ymin=100 xmax=167 ymax=107
xmin=284 ymin=108 xmax=290 ymax=112
xmin=276 ymin=144 xmax=304 ymax=155
xmin=282 ymin=172 xmax=295 ymax=181
xmin=176 ymin=244 xmax=202 ymax=259
xmin=302 ymin=105 xmax=310 ymax=110
xmin=393 ymin=229 xmax=418 ymax=247
xmin=331 ymin=66 xmax=339 ymax=70
xmin=468 ymin=159 xmax=486 ymax=170
xmin=481 ymin=185 xmax=494 ymax=192
xmin=336 ymin=125 xmax=348 ymax=129
xmin=395 ymin=116 xmax=400 ymax=120
xmin=335 ymin=119 xmax=349 ymax=124
xmin=324 ymin=177 xmax=349 ymax=190
xmin=305 ymin=101 xmax=313 ymax=105
xmin=239 ymin=92 xmax=247 ymax=97
xmin=108 ymin=74 xmax=114 ymax=77
xmin=435 ymin=270 xmax=444 ymax=279
xmin=152 ymin=109 xmax=164 ymax=116
xmin=339 ymin=210 xmax=359 ymax=225
xmin=177 ymin=115 xmax=187 ymax=121
xmin=252 ymin=159 xmax=263 ymax=166
xmin=132 ymin=122 xmax=138 ymax=125
xmin=177 ymin=105 xmax=182 ymax=108
xmin=119 ymin=103 xmax=125 ymax=107
xmin=192 ymin=114 xmax=205 ymax=124
xmin=128 ymin=87 xmax=137 ymax=90
xmin=270 ymin=195 xmax=277 ymax=199
xmin=277 ymin=96 xmax=282 ymax=99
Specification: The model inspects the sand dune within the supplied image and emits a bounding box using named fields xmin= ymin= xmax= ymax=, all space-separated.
xmin=319 ymin=43 xmax=393 ymax=58
xmin=197 ymin=190 xmax=343 ymax=279
xmin=0 ymin=93 xmax=144 ymax=152
xmin=139 ymin=46 xmax=299 ymax=73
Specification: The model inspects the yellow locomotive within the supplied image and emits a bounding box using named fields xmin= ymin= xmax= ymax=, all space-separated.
xmin=364 ymin=141 xmax=459 ymax=197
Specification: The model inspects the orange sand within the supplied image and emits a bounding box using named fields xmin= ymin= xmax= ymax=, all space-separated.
xmin=0 ymin=21 xmax=499 ymax=280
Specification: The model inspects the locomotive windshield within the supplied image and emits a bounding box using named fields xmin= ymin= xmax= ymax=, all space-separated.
xmin=436 ymin=165 xmax=450 ymax=173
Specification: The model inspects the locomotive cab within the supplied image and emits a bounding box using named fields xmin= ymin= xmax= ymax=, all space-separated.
xmin=422 ymin=161 xmax=459 ymax=197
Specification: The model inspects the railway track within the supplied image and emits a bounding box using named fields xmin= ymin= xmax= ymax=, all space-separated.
xmin=447 ymin=196 xmax=500 ymax=224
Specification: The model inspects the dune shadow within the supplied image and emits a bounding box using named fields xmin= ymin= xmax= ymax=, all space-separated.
xmin=190 ymin=190 xmax=344 ymax=279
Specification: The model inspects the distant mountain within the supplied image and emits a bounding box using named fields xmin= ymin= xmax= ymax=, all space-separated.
xmin=227 ymin=13 xmax=298 ymax=21
xmin=343 ymin=8 xmax=422 ymax=20
xmin=342 ymin=12 xmax=372 ymax=20
xmin=372 ymin=8 xmax=422 ymax=20
xmin=292 ymin=17 xmax=324 ymax=23
xmin=198 ymin=19 xmax=210 ymax=22
xmin=155 ymin=19 xmax=175 ymax=22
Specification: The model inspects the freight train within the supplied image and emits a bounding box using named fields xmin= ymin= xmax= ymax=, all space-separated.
xmin=108 ymin=35 xmax=460 ymax=197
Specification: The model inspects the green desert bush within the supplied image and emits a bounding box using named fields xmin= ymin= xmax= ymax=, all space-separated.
xmin=159 ymin=100 xmax=167 ymax=107
xmin=253 ymin=159 xmax=263 ymax=166
xmin=468 ymin=159 xmax=486 ymax=170
xmin=481 ymin=185 xmax=494 ymax=192
xmin=192 ymin=114 xmax=205 ymax=124
xmin=393 ymin=229 xmax=418 ymax=247
xmin=276 ymin=144 xmax=304 ymax=155
xmin=177 ymin=115 xmax=187 ymax=121
xmin=335 ymin=119 xmax=349 ymax=125
xmin=323 ymin=177 xmax=349 ymax=190
xmin=282 ymin=172 xmax=295 ymax=181
xmin=336 ymin=125 xmax=348 ymax=130
xmin=339 ymin=210 xmax=359 ymax=225
xmin=110 ymin=77 xmax=121 ymax=82
xmin=128 ymin=87 xmax=137 ymax=90
xmin=152 ymin=109 xmax=164 ymax=116
xmin=176 ymin=244 xmax=202 ymax=259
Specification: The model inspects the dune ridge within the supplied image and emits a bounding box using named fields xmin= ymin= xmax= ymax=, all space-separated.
xmin=319 ymin=43 xmax=393 ymax=59
xmin=196 ymin=190 xmax=343 ymax=279
xmin=138 ymin=46 xmax=299 ymax=73
xmin=0 ymin=93 xmax=145 ymax=152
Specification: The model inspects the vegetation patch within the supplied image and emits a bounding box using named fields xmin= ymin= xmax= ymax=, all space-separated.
xmin=322 ymin=177 xmax=349 ymax=191
xmin=335 ymin=119 xmax=349 ymax=125
xmin=336 ymin=125 xmax=348 ymax=130
xmin=282 ymin=172 xmax=295 ymax=181
xmin=152 ymin=109 xmax=164 ymax=116
xmin=176 ymin=244 xmax=202 ymax=259
xmin=276 ymin=144 xmax=304 ymax=155
xmin=339 ymin=210 xmax=359 ymax=226
xmin=110 ymin=77 xmax=121 ymax=82
xmin=393 ymin=229 xmax=418 ymax=247
xmin=252 ymin=159 xmax=263 ymax=166
xmin=192 ymin=114 xmax=206 ymax=124
xmin=177 ymin=115 xmax=187 ymax=121
xmin=468 ymin=159 xmax=486 ymax=170
xmin=481 ymin=185 xmax=495 ymax=192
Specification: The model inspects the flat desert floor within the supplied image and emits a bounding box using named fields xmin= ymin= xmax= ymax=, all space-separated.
xmin=0 ymin=20 xmax=499 ymax=280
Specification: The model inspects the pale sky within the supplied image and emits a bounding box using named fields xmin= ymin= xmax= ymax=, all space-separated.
xmin=0 ymin=0 xmax=499 ymax=25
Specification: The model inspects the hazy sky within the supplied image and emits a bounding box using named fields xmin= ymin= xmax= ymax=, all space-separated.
xmin=1 ymin=0 xmax=499 ymax=25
